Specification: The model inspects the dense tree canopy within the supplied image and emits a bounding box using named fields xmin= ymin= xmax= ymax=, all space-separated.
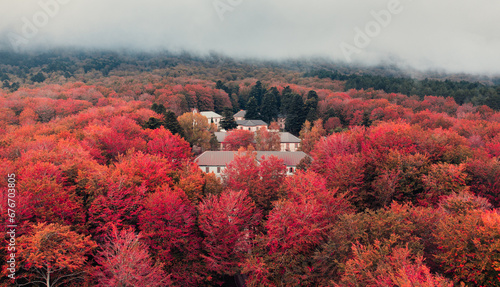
xmin=1 ymin=50 xmax=500 ymax=286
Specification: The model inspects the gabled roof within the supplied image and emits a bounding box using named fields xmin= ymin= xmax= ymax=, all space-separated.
xmin=195 ymin=151 xmax=309 ymax=167
xmin=200 ymin=111 xmax=222 ymax=118
xmin=280 ymin=132 xmax=301 ymax=143
xmin=256 ymin=151 xmax=309 ymax=166
xmin=234 ymin=110 xmax=246 ymax=118
xmin=195 ymin=151 xmax=235 ymax=166
xmin=236 ymin=120 xmax=268 ymax=127
xmin=214 ymin=131 xmax=300 ymax=143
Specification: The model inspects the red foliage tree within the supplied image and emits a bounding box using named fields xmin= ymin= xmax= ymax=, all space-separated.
xmin=175 ymin=162 xmax=206 ymax=203
xmin=267 ymin=172 xmax=351 ymax=255
xmin=301 ymin=119 xmax=327 ymax=153
xmin=466 ymin=157 xmax=500 ymax=207
xmin=86 ymin=152 xmax=175 ymax=240
xmin=250 ymin=171 xmax=352 ymax=286
xmin=0 ymin=107 xmax=16 ymax=126
xmin=223 ymin=149 xmax=286 ymax=212
xmin=255 ymin=127 xmax=281 ymax=151
xmin=83 ymin=116 xmax=147 ymax=163
xmin=433 ymin=210 xmax=500 ymax=286
xmin=439 ymin=190 xmax=492 ymax=215
xmin=95 ymin=225 xmax=169 ymax=287
xmin=420 ymin=162 xmax=468 ymax=206
xmin=311 ymin=132 xmax=366 ymax=204
xmin=256 ymin=155 xmax=287 ymax=211
xmin=338 ymin=241 xmax=452 ymax=287
xmin=54 ymin=99 xmax=93 ymax=118
xmin=198 ymin=189 xmax=261 ymax=276
xmin=416 ymin=128 xmax=472 ymax=164
xmin=183 ymin=84 xmax=215 ymax=111
xmin=17 ymin=223 xmax=97 ymax=287
xmin=370 ymin=104 xmax=409 ymax=123
xmin=138 ymin=188 xmax=204 ymax=286
xmin=223 ymin=149 xmax=260 ymax=195
xmin=224 ymin=129 xmax=255 ymax=151
xmin=62 ymin=85 xmax=104 ymax=104
xmin=146 ymin=126 xmax=191 ymax=169
xmin=324 ymin=117 xmax=342 ymax=132
xmin=16 ymin=162 xmax=84 ymax=230
xmin=87 ymin=178 xmax=145 ymax=242
xmin=363 ymin=122 xmax=419 ymax=160
xmin=112 ymin=151 xmax=175 ymax=193
xmin=19 ymin=107 xmax=37 ymax=126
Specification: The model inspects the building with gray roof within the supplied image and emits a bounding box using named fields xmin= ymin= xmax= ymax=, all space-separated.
xmin=236 ymin=120 xmax=268 ymax=132
xmin=214 ymin=131 xmax=301 ymax=151
xmin=279 ymin=132 xmax=301 ymax=152
xmin=233 ymin=110 xmax=246 ymax=120
xmin=200 ymin=111 xmax=223 ymax=127
xmin=195 ymin=151 xmax=310 ymax=176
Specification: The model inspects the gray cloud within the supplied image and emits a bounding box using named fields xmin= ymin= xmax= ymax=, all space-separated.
xmin=1 ymin=0 xmax=499 ymax=75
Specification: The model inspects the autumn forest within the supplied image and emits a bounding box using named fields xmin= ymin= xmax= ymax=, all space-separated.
xmin=1 ymin=50 xmax=500 ymax=286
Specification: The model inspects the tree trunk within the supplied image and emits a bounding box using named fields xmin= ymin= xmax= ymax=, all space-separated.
xmin=46 ymin=266 xmax=51 ymax=287
xmin=234 ymin=273 xmax=247 ymax=287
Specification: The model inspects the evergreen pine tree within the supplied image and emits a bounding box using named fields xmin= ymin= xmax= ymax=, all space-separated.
xmin=31 ymin=72 xmax=46 ymax=83
xmin=250 ymin=81 xmax=266 ymax=106
xmin=215 ymin=80 xmax=224 ymax=90
xmin=261 ymin=90 xmax=279 ymax=123
xmin=245 ymin=97 xmax=260 ymax=120
xmin=220 ymin=108 xmax=238 ymax=131
xmin=149 ymin=103 xmax=185 ymax=137
xmin=144 ymin=117 xmax=163 ymax=130
xmin=151 ymin=103 xmax=167 ymax=115
xmin=163 ymin=111 xmax=186 ymax=138
xmin=285 ymin=94 xmax=306 ymax=135
xmin=305 ymin=90 xmax=319 ymax=123
xmin=209 ymin=133 xmax=220 ymax=151
xmin=269 ymin=87 xmax=281 ymax=112
xmin=280 ymin=86 xmax=294 ymax=116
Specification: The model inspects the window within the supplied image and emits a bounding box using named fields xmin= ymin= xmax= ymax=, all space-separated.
xmin=217 ymin=166 xmax=221 ymax=173
xmin=289 ymin=167 xmax=294 ymax=173
xmin=205 ymin=167 xmax=209 ymax=173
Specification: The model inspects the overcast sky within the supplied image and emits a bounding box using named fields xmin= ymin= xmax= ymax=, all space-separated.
xmin=1 ymin=0 xmax=499 ymax=75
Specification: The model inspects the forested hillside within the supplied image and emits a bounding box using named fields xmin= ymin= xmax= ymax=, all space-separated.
xmin=306 ymin=69 xmax=500 ymax=109
xmin=1 ymin=50 xmax=500 ymax=286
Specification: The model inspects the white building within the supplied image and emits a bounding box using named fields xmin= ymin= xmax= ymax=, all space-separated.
xmin=195 ymin=151 xmax=310 ymax=177
xmin=233 ymin=110 xmax=246 ymax=121
xmin=280 ymin=132 xmax=301 ymax=152
xmin=215 ymin=131 xmax=301 ymax=152
xmin=200 ymin=111 xmax=223 ymax=128
xmin=236 ymin=120 xmax=268 ymax=132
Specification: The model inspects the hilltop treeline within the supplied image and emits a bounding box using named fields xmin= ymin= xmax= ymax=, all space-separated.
xmin=306 ymin=69 xmax=500 ymax=109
